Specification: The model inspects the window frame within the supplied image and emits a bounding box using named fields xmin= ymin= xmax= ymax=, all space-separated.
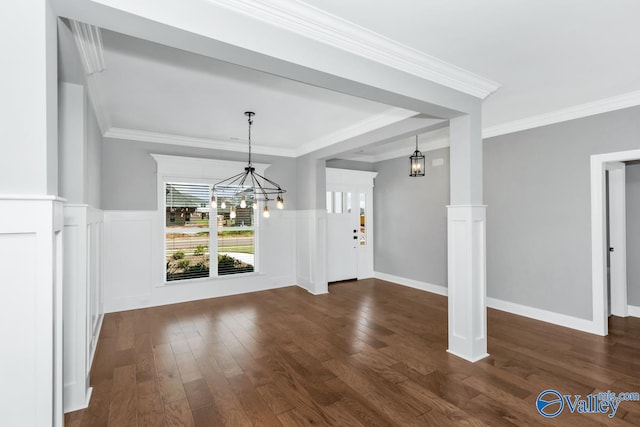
xmin=152 ymin=154 xmax=269 ymax=286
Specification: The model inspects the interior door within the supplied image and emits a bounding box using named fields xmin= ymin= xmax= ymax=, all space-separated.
xmin=326 ymin=191 xmax=359 ymax=282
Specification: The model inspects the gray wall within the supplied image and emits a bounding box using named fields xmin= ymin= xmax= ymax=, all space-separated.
xmin=485 ymin=106 xmax=640 ymax=320
xmin=86 ymin=103 xmax=102 ymax=208
xmin=58 ymin=82 xmax=85 ymax=204
xmin=373 ymin=147 xmax=450 ymax=286
xmin=627 ymin=162 xmax=640 ymax=306
xmin=58 ymin=82 xmax=103 ymax=208
xmin=102 ymin=138 xmax=298 ymax=210
xmin=295 ymin=154 xmax=326 ymax=211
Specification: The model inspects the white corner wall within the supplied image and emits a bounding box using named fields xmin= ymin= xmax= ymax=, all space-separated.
xmin=0 ymin=197 xmax=64 ymax=427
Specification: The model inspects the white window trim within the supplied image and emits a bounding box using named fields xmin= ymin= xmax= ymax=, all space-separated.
xmin=151 ymin=154 xmax=270 ymax=285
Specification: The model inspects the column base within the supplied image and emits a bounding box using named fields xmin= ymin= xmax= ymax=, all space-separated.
xmin=447 ymin=204 xmax=488 ymax=362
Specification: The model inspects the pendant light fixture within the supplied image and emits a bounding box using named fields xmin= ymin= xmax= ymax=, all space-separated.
xmin=409 ymin=135 xmax=425 ymax=177
xmin=213 ymin=112 xmax=286 ymax=217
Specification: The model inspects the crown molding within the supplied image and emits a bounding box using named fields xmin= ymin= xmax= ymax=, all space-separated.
xmin=483 ymin=89 xmax=640 ymax=139
xmin=104 ymin=127 xmax=298 ymax=157
xmin=207 ymin=0 xmax=500 ymax=99
xmin=69 ymin=20 xmax=106 ymax=75
xmin=69 ymin=20 xmax=111 ymax=133
xmin=295 ymin=107 xmax=416 ymax=157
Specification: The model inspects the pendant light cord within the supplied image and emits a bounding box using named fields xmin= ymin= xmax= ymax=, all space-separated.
xmin=247 ymin=113 xmax=253 ymax=167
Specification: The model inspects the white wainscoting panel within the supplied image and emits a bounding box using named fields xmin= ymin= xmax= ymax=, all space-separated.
xmin=63 ymin=205 xmax=104 ymax=413
xmin=296 ymin=209 xmax=328 ymax=295
xmin=103 ymin=210 xmax=297 ymax=312
xmin=0 ymin=196 xmax=64 ymax=427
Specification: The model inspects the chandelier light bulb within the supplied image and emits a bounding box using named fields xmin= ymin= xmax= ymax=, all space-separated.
xmin=252 ymin=201 xmax=258 ymax=210
xmin=240 ymin=196 xmax=247 ymax=209
xmin=221 ymin=200 xmax=226 ymax=209
xmin=230 ymin=207 xmax=236 ymax=219
xmin=276 ymin=195 xmax=284 ymax=210
xmin=263 ymin=205 xmax=270 ymax=218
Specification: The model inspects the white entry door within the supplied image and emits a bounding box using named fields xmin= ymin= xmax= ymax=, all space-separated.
xmin=326 ymin=192 xmax=359 ymax=282
xmin=326 ymin=168 xmax=377 ymax=283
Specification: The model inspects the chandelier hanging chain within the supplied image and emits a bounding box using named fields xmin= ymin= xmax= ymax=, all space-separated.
xmin=247 ymin=111 xmax=253 ymax=167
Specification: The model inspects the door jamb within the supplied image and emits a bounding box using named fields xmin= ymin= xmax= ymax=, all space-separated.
xmin=606 ymin=162 xmax=627 ymax=317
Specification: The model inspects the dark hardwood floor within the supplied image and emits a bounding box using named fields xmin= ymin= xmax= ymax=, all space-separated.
xmin=65 ymin=279 xmax=640 ymax=426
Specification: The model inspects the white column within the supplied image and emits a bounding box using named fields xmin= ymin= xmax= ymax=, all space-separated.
xmin=0 ymin=197 xmax=64 ymax=427
xmin=447 ymin=205 xmax=487 ymax=361
xmin=295 ymin=156 xmax=328 ymax=295
xmin=447 ymin=112 xmax=488 ymax=362
xmin=0 ymin=0 xmax=63 ymax=424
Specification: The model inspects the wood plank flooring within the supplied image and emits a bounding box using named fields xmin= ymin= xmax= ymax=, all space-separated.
xmin=65 ymin=279 xmax=640 ymax=426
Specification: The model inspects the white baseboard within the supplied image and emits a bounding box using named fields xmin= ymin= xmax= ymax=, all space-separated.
xmin=628 ymin=305 xmax=640 ymax=318
xmin=104 ymin=281 xmax=296 ymax=313
xmin=63 ymin=385 xmax=93 ymax=414
xmin=486 ymin=297 xmax=596 ymax=334
xmin=373 ymin=272 xmax=597 ymax=334
xmin=373 ymin=271 xmax=448 ymax=296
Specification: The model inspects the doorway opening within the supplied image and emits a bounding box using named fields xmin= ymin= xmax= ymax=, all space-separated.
xmin=591 ymin=149 xmax=640 ymax=335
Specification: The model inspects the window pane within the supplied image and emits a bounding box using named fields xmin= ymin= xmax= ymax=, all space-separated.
xmin=166 ymin=183 xmax=210 ymax=281
xmin=216 ymin=188 xmax=255 ymax=276
xmin=346 ymin=192 xmax=352 ymax=213
xmin=333 ymin=192 xmax=343 ymax=214
xmin=359 ymin=193 xmax=366 ymax=245
xmin=326 ymin=191 xmax=333 ymax=213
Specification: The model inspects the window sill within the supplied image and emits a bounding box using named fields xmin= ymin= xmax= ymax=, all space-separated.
xmin=159 ymin=272 xmax=265 ymax=287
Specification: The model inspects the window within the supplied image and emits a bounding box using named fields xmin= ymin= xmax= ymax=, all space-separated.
xmin=359 ymin=192 xmax=366 ymax=245
xmin=215 ymin=188 xmax=255 ymax=276
xmin=326 ymin=191 xmax=352 ymax=214
xmin=165 ymin=182 xmax=255 ymax=282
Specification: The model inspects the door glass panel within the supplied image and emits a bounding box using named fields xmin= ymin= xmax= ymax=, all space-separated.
xmin=359 ymin=193 xmax=366 ymax=245
xmin=326 ymin=192 xmax=333 ymax=214
xmin=346 ymin=192 xmax=352 ymax=213
xmin=333 ymin=192 xmax=343 ymax=213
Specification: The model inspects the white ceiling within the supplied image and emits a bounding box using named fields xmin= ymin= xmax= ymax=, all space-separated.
xmin=99 ymin=30 xmax=417 ymax=156
xmin=300 ymin=0 xmax=640 ymax=129
xmin=65 ymin=1 xmax=640 ymax=160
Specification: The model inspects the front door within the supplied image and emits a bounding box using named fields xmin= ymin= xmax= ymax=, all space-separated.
xmin=326 ymin=191 xmax=359 ymax=282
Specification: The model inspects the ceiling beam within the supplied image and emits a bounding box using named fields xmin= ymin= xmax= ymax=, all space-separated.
xmin=52 ymin=0 xmax=483 ymax=120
